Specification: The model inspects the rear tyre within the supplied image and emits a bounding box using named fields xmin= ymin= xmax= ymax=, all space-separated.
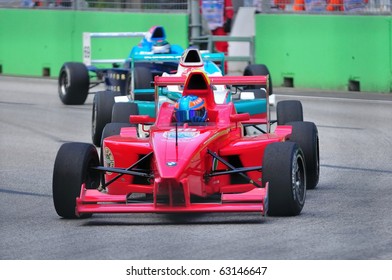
xmin=58 ymin=62 xmax=89 ymax=105
xmin=100 ymin=123 xmax=133 ymax=175
xmin=92 ymin=91 xmax=119 ymax=147
xmin=288 ymin=121 xmax=320 ymax=189
xmin=263 ymin=142 xmax=306 ymax=216
xmin=111 ymin=102 xmax=139 ymax=123
xmin=101 ymin=122 xmax=133 ymax=147
xmin=243 ymin=64 xmax=273 ymax=96
xmin=53 ymin=143 xmax=100 ymax=219
xmin=250 ymin=88 xmax=266 ymax=99
xmin=276 ymin=100 xmax=303 ymax=125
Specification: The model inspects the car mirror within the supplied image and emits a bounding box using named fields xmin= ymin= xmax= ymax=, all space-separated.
xmin=129 ymin=115 xmax=155 ymax=124
xmin=230 ymin=113 xmax=250 ymax=123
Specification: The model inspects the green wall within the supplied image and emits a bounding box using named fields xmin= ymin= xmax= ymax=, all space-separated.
xmin=0 ymin=9 xmax=189 ymax=77
xmin=255 ymin=14 xmax=392 ymax=93
xmin=1 ymin=9 xmax=391 ymax=93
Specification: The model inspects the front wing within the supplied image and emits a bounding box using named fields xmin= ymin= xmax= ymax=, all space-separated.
xmin=76 ymin=184 xmax=268 ymax=215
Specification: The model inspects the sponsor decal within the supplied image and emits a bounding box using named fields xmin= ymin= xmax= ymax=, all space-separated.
xmin=104 ymin=147 xmax=115 ymax=175
xmin=163 ymin=128 xmax=200 ymax=140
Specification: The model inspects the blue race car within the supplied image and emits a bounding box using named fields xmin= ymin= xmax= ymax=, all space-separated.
xmin=58 ymin=26 xmax=184 ymax=105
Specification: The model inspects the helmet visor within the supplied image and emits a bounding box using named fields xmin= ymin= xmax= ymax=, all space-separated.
xmin=175 ymin=108 xmax=206 ymax=123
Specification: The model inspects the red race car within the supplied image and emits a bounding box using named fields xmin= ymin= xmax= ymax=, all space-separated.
xmin=53 ymin=70 xmax=319 ymax=219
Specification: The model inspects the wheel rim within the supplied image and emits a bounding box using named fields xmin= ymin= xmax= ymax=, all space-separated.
xmin=92 ymin=100 xmax=97 ymax=136
xmin=127 ymin=76 xmax=135 ymax=101
xmin=59 ymin=71 xmax=69 ymax=97
xmin=292 ymin=152 xmax=306 ymax=205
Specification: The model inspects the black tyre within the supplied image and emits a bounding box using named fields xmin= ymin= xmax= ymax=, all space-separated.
xmin=52 ymin=143 xmax=100 ymax=219
xmin=276 ymin=100 xmax=303 ymax=125
xmin=100 ymin=122 xmax=133 ymax=167
xmin=111 ymin=102 xmax=139 ymax=123
xmin=133 ymin=66 xmax=154 ymax=101
xmin=101 ymin=122 xmax=133 ymax=146
xmin=253 ymin=89 xmax=266 ymax=99
xmin=243 ymin=64 xmax=273 ymax=96
xmin=58 ymin=62 xmax=89 ymax=105
xmin=288 ymin=121 xmax=319 ymax=189
xmin=263 ymin=142 xmax=306 ymax=216
xmin=124 ymin=72 xmax=132 ymax=97
xmin=92 ymin=91 xmax=119 ymax=147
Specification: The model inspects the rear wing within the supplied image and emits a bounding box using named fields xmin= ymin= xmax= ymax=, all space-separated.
xmin=127 ymin=52 xmax=225 ymax=69
xmin=83 ymin=32 xmax=146 ymax=66
xmin=154 ymin=75 xmax=268 ymax=87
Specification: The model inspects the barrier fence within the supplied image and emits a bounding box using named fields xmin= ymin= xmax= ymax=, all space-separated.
xmin=0 ymin=0 xmax=188 ymax=10
xmin=245 ymin=0 xmax=391 ymax=13
xmin=0 ymin=0 xmax=391 ymax=13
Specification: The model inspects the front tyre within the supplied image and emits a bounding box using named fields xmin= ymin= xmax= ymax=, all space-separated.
xmin=288 ymin=121 xmax=320 ymax=189
xmin=52 ymin=143 xmax=100 ymax=219
xmin=58 ymin=62 xmax=89 ymax=105
xmin=263 ymin=142 xmax=306 ymax=216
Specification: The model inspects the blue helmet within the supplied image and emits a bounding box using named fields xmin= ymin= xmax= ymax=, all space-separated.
xmin=174 ymin=95 xmax=207 ymax=123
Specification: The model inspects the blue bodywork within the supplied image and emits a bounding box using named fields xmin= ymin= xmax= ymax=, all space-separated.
xmin=128 ymin=26 xmax=184 ymax=57
xmin=87 ymin=26 xmax=185 ymax=95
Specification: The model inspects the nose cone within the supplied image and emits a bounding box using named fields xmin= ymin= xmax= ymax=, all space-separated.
xmin=180 ymin=48 xmax=203 ymax=67
xmin=152 ymin=128 xmax=213 ymax=180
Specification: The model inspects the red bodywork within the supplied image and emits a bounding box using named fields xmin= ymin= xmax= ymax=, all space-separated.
xmin=76 ymin=71 xmax=292 ymax=215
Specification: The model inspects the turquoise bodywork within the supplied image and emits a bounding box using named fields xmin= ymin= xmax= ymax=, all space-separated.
xmin=134 ymin=89 xmax=267 ymax=118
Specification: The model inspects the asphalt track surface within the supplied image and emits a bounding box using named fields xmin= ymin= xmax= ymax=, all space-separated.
xmin=1 ymin=76 xmax=392 ymax=260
